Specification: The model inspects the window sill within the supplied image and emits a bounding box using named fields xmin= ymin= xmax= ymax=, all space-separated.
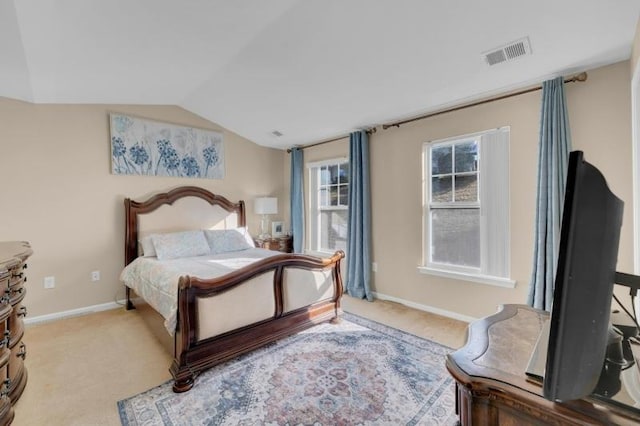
xmin=417 ymin=266 xmax=516 ymax=288
xmin=304 ymin=250 xmax=338 ymax=258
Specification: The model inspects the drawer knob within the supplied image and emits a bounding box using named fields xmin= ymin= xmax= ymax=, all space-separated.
xmin=0 ymin=379 xmax=10 ymax=398
xmin=17 ymin=306 xmax=27 ymax=318
xmin=0 ymin=331 xmax=9 ymax=349
xmin=17 ymin=342 xmax=26 ymax=360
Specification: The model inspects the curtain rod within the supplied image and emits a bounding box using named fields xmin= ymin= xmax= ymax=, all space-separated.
xmin=381 ymin=72 xmax=587 ymax=130
xmin=286 ymin=72 xmax=587 ymax=153
xmin=286 ymin=127 xmax=377 ymax=153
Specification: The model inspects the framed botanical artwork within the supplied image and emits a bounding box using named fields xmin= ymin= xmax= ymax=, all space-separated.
xmin=110 ymin=113 xmax=224 ymax=179
xmin=272 ymin=221 xmax=284 ymax=238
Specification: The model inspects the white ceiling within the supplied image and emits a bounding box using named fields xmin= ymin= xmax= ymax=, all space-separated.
xmin=2 ymin=0 xmax=639 ymax=149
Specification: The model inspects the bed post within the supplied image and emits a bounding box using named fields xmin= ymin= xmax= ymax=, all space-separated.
xmin=331 ymin=250 xmax=344 ymax=324
xmin=125 ymin=287 xmax=134 ymax=310
xmin=170 ymin=277 xmax=198 ymax=393
xmin=124 ymin=197 xmax=137 ymax=310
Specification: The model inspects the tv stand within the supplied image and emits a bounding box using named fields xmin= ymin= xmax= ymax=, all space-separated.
xmin=446 ymin=304 xmax=640 ymax=425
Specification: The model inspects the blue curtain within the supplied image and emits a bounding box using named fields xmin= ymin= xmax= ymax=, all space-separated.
xmin=528 ymin=77 xmax=572 ymax=311
xmin=346 ymin=131 xmax=373 ymax=301
xmin=290 ymin=147 xmax=305 ymax=253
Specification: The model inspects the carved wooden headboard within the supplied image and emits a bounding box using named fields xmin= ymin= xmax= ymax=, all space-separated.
xmin=124 ymin=186 xmax=246 ymax=266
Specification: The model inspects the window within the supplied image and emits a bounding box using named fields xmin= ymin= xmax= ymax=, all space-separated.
xmin=308 ymin=158 xmax=349 ymax=254
xmin=421 ymin=128 xmax=513 ymax=287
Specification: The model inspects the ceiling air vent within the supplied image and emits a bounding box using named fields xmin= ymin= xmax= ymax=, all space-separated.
xmin=483 ymin=37 xmax=532 ymax=66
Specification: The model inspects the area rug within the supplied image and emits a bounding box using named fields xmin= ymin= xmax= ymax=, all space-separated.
xmin=117 ymin=313 xmax=457 ymax=425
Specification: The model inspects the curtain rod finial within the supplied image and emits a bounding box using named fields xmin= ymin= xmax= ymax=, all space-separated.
xmin=569 ymin=72 xmax=587 ymax=83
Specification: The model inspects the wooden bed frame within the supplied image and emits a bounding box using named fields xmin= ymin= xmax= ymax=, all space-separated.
xmin=124 ymin=186 xmax=345 ymax=392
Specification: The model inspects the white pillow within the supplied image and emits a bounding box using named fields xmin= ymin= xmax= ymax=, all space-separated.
xmin=139 ymin=235 xmax=157 ymax=257
xmin=151 ymin=230 xmax=210 ymax=260
xmin=204 ymin=227 xmax=255 ymax=254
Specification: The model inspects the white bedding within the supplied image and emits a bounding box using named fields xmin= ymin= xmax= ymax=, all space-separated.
xmin=120 ymin=248 xmax=278 ymax=334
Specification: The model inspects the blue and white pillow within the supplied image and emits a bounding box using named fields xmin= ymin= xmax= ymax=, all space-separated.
xmin=204 ymin=227 xmax=255 ymax=254
xmin=151 ymin=230 xmax=210 ymax=260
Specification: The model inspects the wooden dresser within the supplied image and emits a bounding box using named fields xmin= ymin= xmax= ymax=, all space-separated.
xmin=447 ymin=304 xmax=640 ymax=425
xmin=0 ymin=241 xmax=31 ymax=425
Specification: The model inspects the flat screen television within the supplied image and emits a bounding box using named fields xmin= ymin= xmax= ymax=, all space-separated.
xmin=542 ymin=150 xmax=624 ymax=402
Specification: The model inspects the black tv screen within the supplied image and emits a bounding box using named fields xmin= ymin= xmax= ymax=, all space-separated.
xmin=543 ymin=150 xmax=624 ymax=402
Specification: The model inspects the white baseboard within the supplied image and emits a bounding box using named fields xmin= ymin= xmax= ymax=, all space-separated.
xmin=372 ymin=291 xmax=477 ymax=323
xmin=24 ymin=300 xmax=126 ymax=325
xmin=25 ymin=294 xmax=477 ymax=325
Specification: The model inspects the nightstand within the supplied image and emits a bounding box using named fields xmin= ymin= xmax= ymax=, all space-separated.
xmin=254 ymin=235 xmax=293 ymax=253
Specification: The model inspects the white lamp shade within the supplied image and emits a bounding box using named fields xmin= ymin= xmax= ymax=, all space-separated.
xmin=254 ymin=197 xmax=278 ymax=215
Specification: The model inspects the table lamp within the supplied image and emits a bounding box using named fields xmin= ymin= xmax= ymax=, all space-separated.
xmin=254 ymin=197 xmax=277 ymax=239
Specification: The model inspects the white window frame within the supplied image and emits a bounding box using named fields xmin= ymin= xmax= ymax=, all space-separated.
xmin=419 ymin=128 xmax=515 ymax=288
xmin=307 ymin=157 xmax=349 ymax=256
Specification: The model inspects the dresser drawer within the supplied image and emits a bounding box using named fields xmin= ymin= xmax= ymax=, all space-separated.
xmin=0 ymin=275 xmax=7 ymax=293
xmin=7 ymin=283 xmax=25 ymax=308
xmin=6 ymin=341 xmax=26 ymax=403
xmin=0 ymin=305 xmax=11 ymax=352
xmin=6 ymin=306 xmax=26 ymax=405
xmin=8 ymin=281 xmax=26 ymax=343
xmin=7 ymin=313 xmax=24 ymax=350
xmin=0 ymin=348 xmax=12 ymax=425
xmin=7 ymin=264 xmax=26 ymax=289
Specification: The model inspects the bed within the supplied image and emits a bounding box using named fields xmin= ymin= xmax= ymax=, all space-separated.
xmin=122 ymin=186 xmax=345 ymax=393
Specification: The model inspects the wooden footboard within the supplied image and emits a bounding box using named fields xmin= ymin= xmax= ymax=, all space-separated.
xmin=170 ymin=251 xmax=344 ymax=392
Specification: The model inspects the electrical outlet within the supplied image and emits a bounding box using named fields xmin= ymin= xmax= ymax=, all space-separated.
xmin=44 ymin=276 xmax=55 ymax=289
xmin=91 ymin=270 xmax=100 ymax=282
xmin=372 ymin=262 xmax=378 ymax=272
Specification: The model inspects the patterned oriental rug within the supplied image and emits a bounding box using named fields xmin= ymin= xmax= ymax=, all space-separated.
xmin=118 ymin=313 xmax=457 ymax=425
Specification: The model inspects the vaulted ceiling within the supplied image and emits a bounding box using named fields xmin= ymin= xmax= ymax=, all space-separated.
xmin=2 ymin=0 xmax=639 ymax=149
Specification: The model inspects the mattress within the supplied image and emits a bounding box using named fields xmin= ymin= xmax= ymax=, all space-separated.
xmin=120 ymin=248 xmax=278 ymax=334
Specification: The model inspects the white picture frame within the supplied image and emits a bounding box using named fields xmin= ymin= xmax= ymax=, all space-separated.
xmin=272 ymin=221 xmax=284 ymax=237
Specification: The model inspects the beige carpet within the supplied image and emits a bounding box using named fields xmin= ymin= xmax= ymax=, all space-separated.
xmin=13 ymin=296 xmax=468 ymax=426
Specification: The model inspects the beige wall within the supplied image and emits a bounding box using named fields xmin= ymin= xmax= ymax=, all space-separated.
xmin=632 ymin=17 xmax=640 ymax=76
xmin=298 ymin=60 xmax=633 ymax=320
xmin=0 ymin=99 xmax=286 ymax=318
xmin=3 ymin=60 xmax=632 ymax=321
xmin=565 ymin=62 xmax=635 ymax=312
